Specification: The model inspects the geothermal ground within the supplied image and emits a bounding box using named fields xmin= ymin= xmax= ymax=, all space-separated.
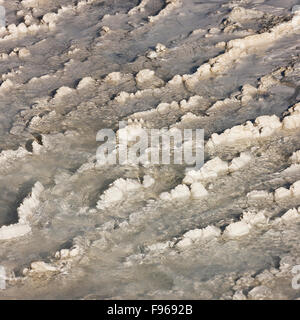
xmin=0 ymin=0 xmax=300 ymax=300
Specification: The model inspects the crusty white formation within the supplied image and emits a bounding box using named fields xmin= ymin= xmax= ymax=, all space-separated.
xmin=0 ymin=182 xmax=44 ymax=240
xmin=97 ymin=176 xmax=155 ymax=210
xmin=207 ymin=103 xmax=300 ymax=149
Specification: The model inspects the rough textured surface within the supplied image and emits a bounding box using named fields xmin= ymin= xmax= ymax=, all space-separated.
xmin=0 ymin=0 xmax=300 ymax=300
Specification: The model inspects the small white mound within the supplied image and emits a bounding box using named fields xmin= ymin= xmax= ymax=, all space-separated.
xmin=176 ymin=225 xmax=221 ymax=249
xmin=176 ymin=237 xmax=192 ymax=249
xmin=143 ymin=175 xmax=155 ymax=188
xmin=76 ymin=77 xmax=95 ymax=90
xmin=135 ymin=69 xmax=164 ymax=89
xmin=55 ymin=244 xmax=82 ymax=260
xmin=283 ymin=103 xmax=300 ymax=130
xmin=18 ymin=182 xmax=44 ymax=224
xmin=54 ymin=86 xmax=75 ymax=101
xmin=182 ymin=13 xmax=300 ymax=90
xmin=190 ymin=182 xmax=208 ymax=199
xmin=223 ymin=210 xmax=268 ymax=240
xmin=254 ymin=115 xmax=282 ymax=137
xmin=183 ymin=229 xmax=203 ymax=241
xmin=206 ymin=103 xmax=300 ymax=149
xmin=42 ymin=13 xmax=58 ymax=24
xmin=280 ymin=208 xmax=300 ymax=223
xmin=155 ymin=43 xmax=166 ymax=53
xmin=147 ymin=241 xmax=173 ymax=252
xmin=0 ymin=147 xmax=29 ymax=167
xmin=207 ymin=115 xmax=283 ymax=148
xmin=207 ymin=121 xmax=260 ymax=148
xmin=0 ymin=224 xmax=31 ymax=240
xmin=183 ymin=157 xmax=228 ymax=184
xmin=159 ymin=192 xmax=172 ymax=201
xmin=242 ymin=83 xmax=257 ymax=96
xmin=291 ymin=150 xmax=300 ymax=163
xmin=96 ymin=178 xmax=142 ymax=209
xmin=148 ymin=0 xmax=182 ymax=23
xmin=105 ymin=72 xmax=123 ymax=84
xmin=201 ymin=225 xmax=221 ymax=239
xmin=136 ymin=69 xmax=155 ymax=83
xmin=21 ymin=0 xmax=38 ymax=8
xmin=97 ymin=186 xmax=124 ymax=209
xmin=208 ymin=97 xmax=239 ymax=113
xmin=248 ymin=180 xmax=300 ymax=204
xmin=156 ymin=101 xmax=179 ymax=115
xmin=117 ymin=122 xmax=146 ymax=145
xmin=114 ymin=178 xmax=142 ymax=192
xmin=0 ymin=79 xmax=13 ymax=92
xmin=229 ymin=152 xmax=252 ymax=172
xmin=283 ymin=113 xmax=300 ymax=130
xmin=160 ymin=184 xmax=192 ymax=202
xmin=115 ymin=91 xmax=130 ymax=104
xmin=30 ymin=261 xmax=57 ymax=273
xmin=242 ymin=211 xmax=268 ymax=227
xmin=224 ymin=221 xmax=251 ymax=239
xmin=167 ymin=75 xmax=183 ymax=87
xmin=180 ymin=96 xmax=203 ymax=111
xmin=248 ymin=286 xmax=272 ymax=300
xmin=228 ymin=7 xmax=264 ymax=23
xmin=128 ymin=0 xmax=151 ymax=15
xmin=274 ymin=187 xmax=292 ymax=201
xmin=18 ymin=48 xmax=30 ymax=58
xmin=291 ymin=180 xmax=300 ymax=197
xmin=170 ymin=184 xmax=190 ymax=200
xmin=180 ymin=112 xmax=199 ymax=122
